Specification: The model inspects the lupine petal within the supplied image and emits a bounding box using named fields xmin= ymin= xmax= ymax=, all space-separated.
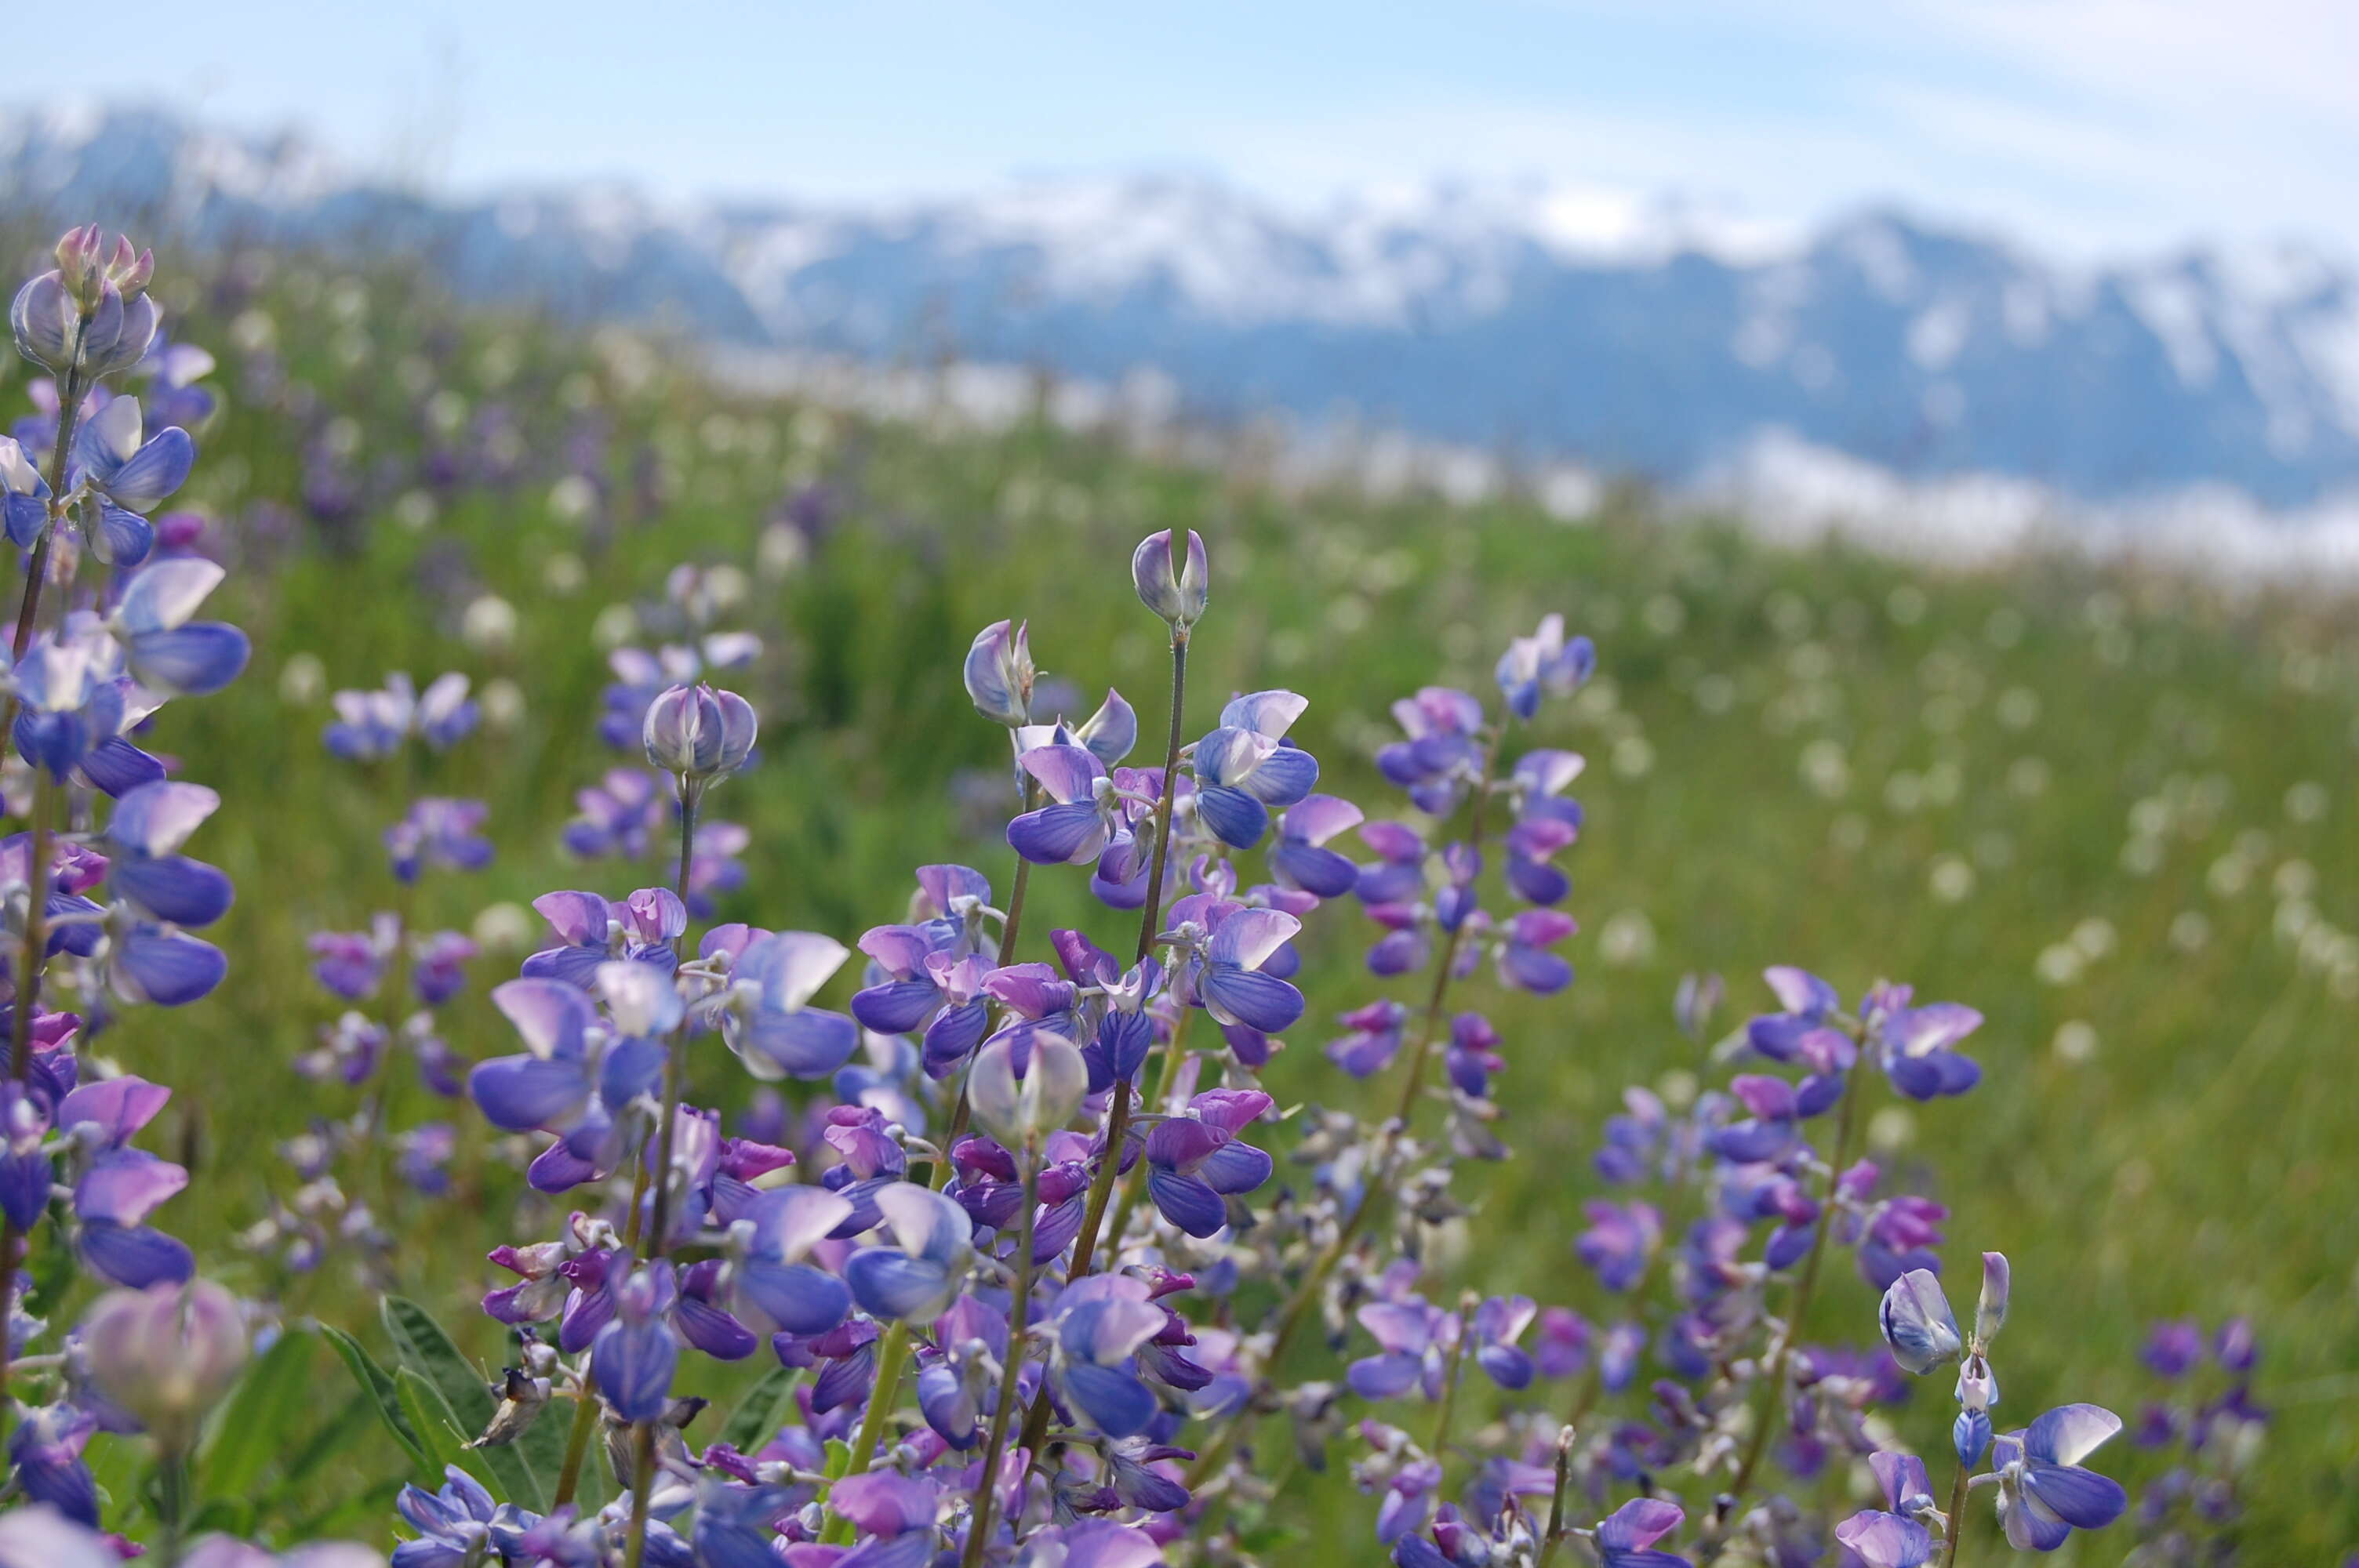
xmin=1060 ymin=1361 xmax=1158 ymax=1437
xmin=2024 ymin=1403 xmax=2122 ymax=1468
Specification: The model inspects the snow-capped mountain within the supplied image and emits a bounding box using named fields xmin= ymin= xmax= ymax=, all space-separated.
xmin=11 ymin=104 xmax=2359 ymax=510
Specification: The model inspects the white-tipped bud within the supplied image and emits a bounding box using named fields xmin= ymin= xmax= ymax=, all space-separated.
xmin=79 ymin=1279 xmax=249 ymax=1455
xmin=962 ymin=619 xmax=1034 ymax=728
xmin=968 ymin=1033 xmax=1089 ymax=1149
xmin=642 ymin=682 xmax=758 ymax=782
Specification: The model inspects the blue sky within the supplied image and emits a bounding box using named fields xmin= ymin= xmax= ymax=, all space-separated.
xmin=13 ymin=0 xmax=2357 ymax=256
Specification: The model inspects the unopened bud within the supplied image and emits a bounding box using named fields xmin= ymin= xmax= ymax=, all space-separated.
xmin=962 ymin=619 xmax=1034 ymax=727
xmin=967 ymin=1032 xmax=1087 ymax=1149
xmin=1973 ymin=1250 xmax=2009 ymax=1345
xmin=1131 ymin=529 xmax=1209 ymax=630
xmin=642 ymin=682 xmax=757 ymax=782
xmin=79 ymin=1279 xmax=249 ymax=1455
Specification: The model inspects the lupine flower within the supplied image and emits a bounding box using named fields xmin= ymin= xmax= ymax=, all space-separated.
xmin=78 ymin=1278 xmax=246 ymax=1454
xmin=592 ymin=1261 xmax=681 ymax=1421
xmin=324 ymin=672 xmax=478 ymax=760
xmin=1594 ymin=1497 xmax=1689 ymax=1567
xmin=1866 ymin=985 xmax=1983 ymax=1100
xmin=1143 ymin=1088 xmax=1274 ymax=1237
xmin=844 ymin=1183 xmax=973 ymax=1323
xmin=103 ymin=781 xmax=234 ymax=929
xmin=1044 ymin=1276 xmax=1166 ymax=1437
xmin=1355 ymin=818 xmax=1428 ymax=905
xmin=965 ymin=619 xmax=1035 ymax=726
xmin=385 ymin=798 xmax=492 ymax=884
xmin=1328 ymin=999 xmax=1409 ymax=1079
xmin=11 ymin=227 xmax=160 ymax=379
xmin=470 ymin=978 xmax=662 ymax=1192
xmin=2142 ymin=1319 xmax=2204 ymax=1377
xmin=1132 ymin=528 xmax=1209 ymax=628
xmin=1270 ymin=794 xmax=1365 ymax=898
xmin=1008 ymin=742 xmax=1126 ymax=865
xmin=601 ymin=633 xmax=758 ymax=750
xmin=108 ymin=557 xmax=249 ymax=698
xmin=6 ymin=1405 xmax=97 ymax=1526
xmin=720 ymin=931 xmax=859 ymax=1080
xmin=1192 ymin=691 xmax=1318 ymax=849
xmin=1493 ymin=613 xmax=1594 ymax=720
xmin=1834 ymin=1510 xmax=1932 ymax=1568
xmin=1747 ymin=967 xmax=1847 ymax=1062
xmin=1169 ymin=901 xmax=1306 ymax=1033
xmin=391 ymin=1465 xmax=499 ymax=1568
xmin=1880 ymin=1269 xmax=1963 ymax=1374
xmin=1470 ymin=1295 xmax=1537 ymax=1389
xmin=60 ymin=1076 xmax=193 ymax=1287
xmin=1495 ymin=908 xmax=1576 ymax=993
xmin=642 ymin=681 xmax=757 ymax=782
xmin=1576 ymin=1200 xmax=1662 ymax=1292
xmin=1992 ymin=1403 xmax=2130 ymax=1550
xmin=969 ymin=1031 xmax=1090 ymax=1149
xmin=1377 ymin=688 xmax=1486 ymax=816
xmin=0 ymin=436 xmax=50 ymax=548
xmin=562 ymin=768 xmax=667 ymax=860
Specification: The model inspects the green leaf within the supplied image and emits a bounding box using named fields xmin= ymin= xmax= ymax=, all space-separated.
xmin=380 ymin=1295 xmax=549 ymax=1512
xmin=199 ymin=1325 xmax=320 ymax=1497
xmin=718 ymin=1363 xmax=799 ymax=1454
xmin=321 ymin=1323 xmax=434 ymax=1481
xmin=823 ymin=1437 xmax=852 ymax=1479
xmin=394 ymin=1366 xmax=481 ymax=1481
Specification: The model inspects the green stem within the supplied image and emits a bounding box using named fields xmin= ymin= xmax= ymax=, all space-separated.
xmin=918 ymin=775 xmax=1035 ymax=1191
xmin=823 ymin=1319 xmax=914 ymax=1543
xmin=961 ymin=1152 xmax=1040 ymax=1567
xmin=1721 ymin=1040 xmax=1871 ymax=1504
xmin=622 ymin=1420 xmax=656 ymax=1568
xmin=551 ymin=1380 xmax=602 ymax=1509
xmin=1941 ymin=1458 xmax=1972 ymax=1568
xmin=156 ymin=1448 xmax=192 ymax=1567
xmin=1100 ymin=1008 xmax=1195 ymax=1254
xmin=1429 ymin=1295 xmax=1476 ymax=1457
xmin=12 ymin=358 xmax=85 ymax=665
xmin=1129 ymin=631 xmax=1189 ymax=967
xmin=1537 ymin=1426 xmax=1576 ymax=1567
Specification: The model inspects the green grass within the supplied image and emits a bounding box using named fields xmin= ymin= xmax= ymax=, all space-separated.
xmin=12 ymin=250 xmax=2355 ymax=1556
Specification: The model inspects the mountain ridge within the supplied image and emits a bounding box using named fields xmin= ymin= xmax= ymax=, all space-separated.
xmin=9 ymin=104 xmax=2359 ymax=510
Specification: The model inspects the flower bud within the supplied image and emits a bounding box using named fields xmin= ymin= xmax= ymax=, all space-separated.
xmin=1131 ymin=529 xmax=1209 ymax=630
xmin=962 ymin=619 xmax=1034 ymax=727
xmin=1877 ymin=1268 xmax=1961 ymax=1375
xmin=1954 ymin=1350 xmax=1997 ymax=1412
xmin=10 ymin=274 xmax=75 ymax=375
xmin=642 ymin=682 xmax=757 ymax=782
xmin=968 ymin=1032 xmax=1088 ymax=1149
xmin=1952 ymin=1407 xmax=1992 ymax=1468
xmin=1973 ymin=1250 xmax=2009 ymax=1345
xmin=78 ymin=1279 xmax=249 ymax=1454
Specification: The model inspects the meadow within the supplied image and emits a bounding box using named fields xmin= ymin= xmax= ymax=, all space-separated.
xmin=5 ymin=232 xmax=2355 ymax=1563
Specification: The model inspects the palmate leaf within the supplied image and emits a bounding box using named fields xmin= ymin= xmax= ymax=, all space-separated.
xmin=380 ymin=1294 xmax=552 ymax=1512
xmin=322 ymin=1322 xmax=434 ymax=1482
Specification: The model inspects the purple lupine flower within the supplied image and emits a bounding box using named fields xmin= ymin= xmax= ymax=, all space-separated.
xmin=720 ymin=932 xmax=858 ymax=1080
xmin=591 ymin=1261 xmax=680 ymax=1421
xmin=964 ymin=619 xmax=1034 ymax=726
xmin=1143 ymin=1088 xmax=1274 ymax=1238
xmin=107 ymin=557 xmax=248 ymax=695
xmin=1834 ymin=1510 xmax=1933 ymax=1568
xmin=1857 ymin=1193 xmax=1947 ymax=1290
xmin=78 ymin=1278 xmax=245 ymax=1452
xmin=384 ymin=798 xmax=492 ymax=884
xmin=562 ymin=768 xmax=667 ymax=861
xmin=1493 ymin=907 xmax=1576 ymax=994
xmin=411 ymin=931 xmax=476 ymax=1006
xmin=65 ymin=395 xmax=191 ymax=566
xmin=1871 ymin=1450 xmax=1939 ymax=1516
xmin=1712 ymin=1074 xmax=1801 ymax=1163
xmin=391 ymin=1465 xmax=498 ymax=1568
xmin=469 ymin=978 xmax=663 ymax=1193
xmin=1494 ymin=614 xmax=1594 ymax=719
xmin=59 ymin=1076 xmax=192 ymax=1287
xmin=1377 ymin=687 xmax=1486 ymax=816
xmin=1442 ymin=1011 xmax=1504 ymax=1098
xmin=307 ymin=914 xmax=396 ymax=1000
xmin=6 ymin=1406 xmax=97 ymax=1526
xmin=1169 ymin=900 xmax=1305 ymax=1033
xmin=1535 ymin=1307 xmax=1592 ymax=1377
xmin=13 ymin=227 xmax=160 ymax=380
xmin=689 ymin=1476 xmax=798 ymax=1568
xmin=1270 ymin=794 xmax=1365 ymax=898
xmin=843 ymin=1184 xmax=972 ymax=1323
xmin=1355 ymin=818 xmax=1428 ymax=906
xmin=1192 ymin=691 xmax=1319 ymax=850
xmin=1595 ymin=1087 xmax=1667 ymax=1184
xmin=1594 ymin=1497 xmax=1689 ymax=1567
xmin=2141 ymin=1319 xmax=2205 ymax=1377
xmin=1007 ymin=742 xmax=1123 ymax=865
xmin=298 ymin=1007 xmax=388 ymax=1086
xmin=916 ymin=1295 xmax=1007 ymax=1450
xmin=1045 ymin=1276 xmax=1166 ymax=1437
xmin=1747 ymin=967 xmax=1845 ymax=1062
xmin=1879 ymin=1269 xmax=1963 ymax=1374
xmin=0 ymin=436 xmax=53 ymax=550
xmin=1992 ymin=1404 xmax=2129 ymax=1550
xmin=1328 ymin=999 xmax=1409 ymax=1079
xmin=1866 ymin=985 xmax=1983 ymax=1100
xmin=2213 ymin=1317 xmax=2257 ymax=1374
xmin=1575 ymin=1200 xmax=1661 ymax=1292
xmin=103 ymin=782 xmax=233 ymax=930
xmin=1471 ymin=1295 xmax=1536 ymax=1389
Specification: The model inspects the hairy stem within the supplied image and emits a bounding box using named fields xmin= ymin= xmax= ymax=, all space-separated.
xmin=155 ymin=1447 xmax=192 ymax=1567
xmin=961 ymin=1152 xmax=1040 ymax=1567
xmin=823 ymin=1319 xmax=914 ymax=1543
xmin=1537 ymin=1426 xmax=1576 ymax=1567
xmin=1941 ymin=1458 xmax=1972 ymax=1568
xmin=551 ymin=1376 xmax=602 ymax=1509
